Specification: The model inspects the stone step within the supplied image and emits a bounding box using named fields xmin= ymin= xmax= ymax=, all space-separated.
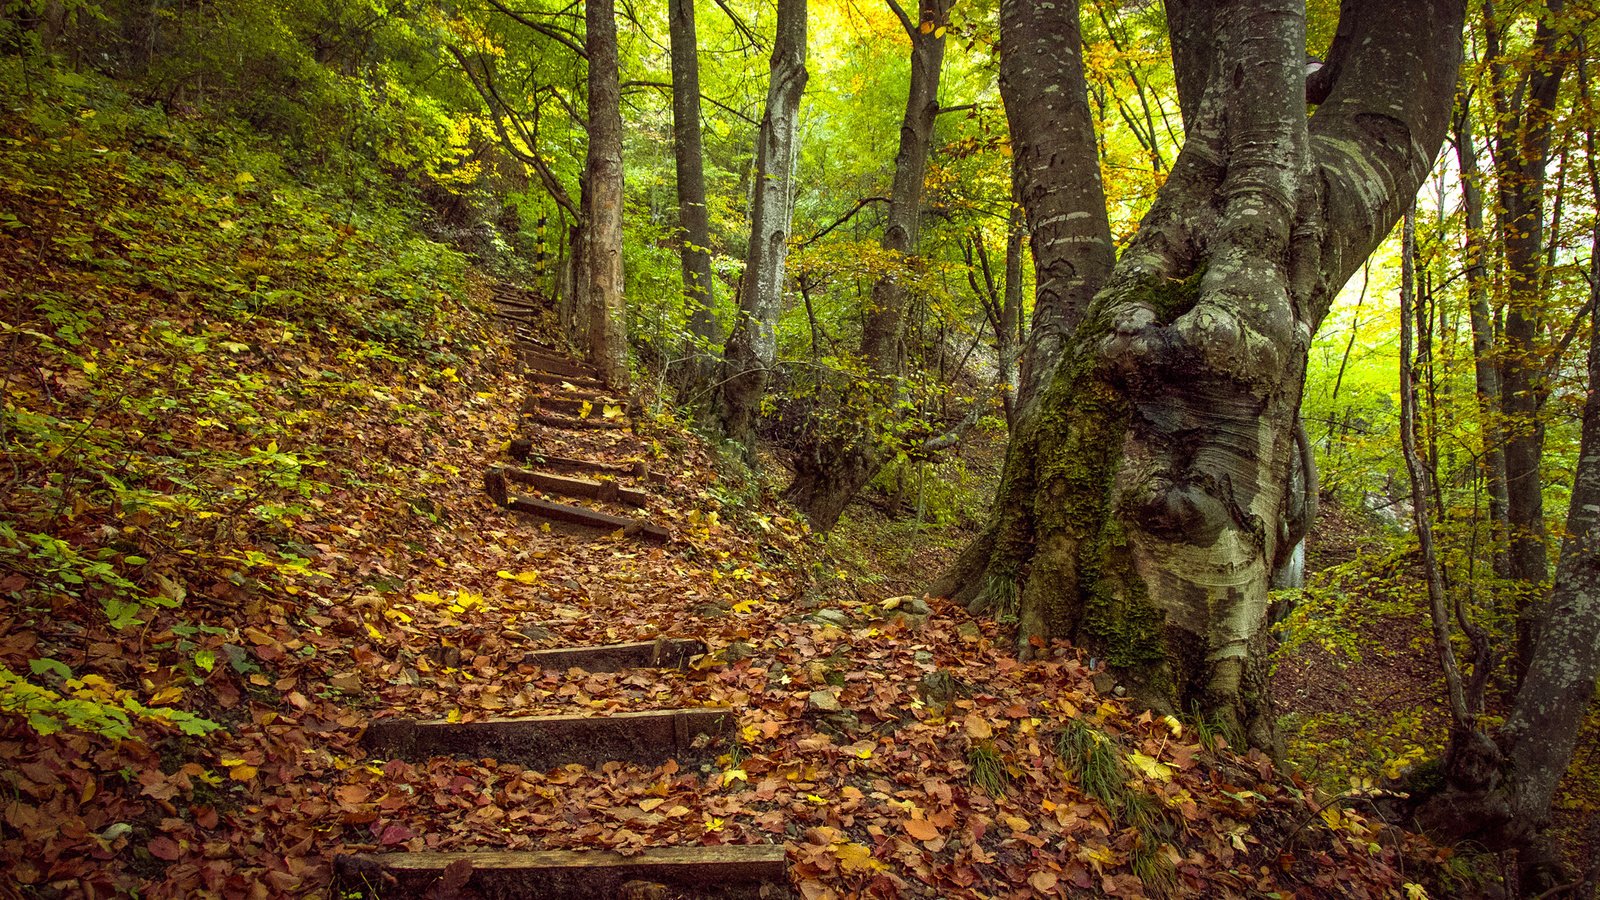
xmin=360 ymin=707 xmax=732 ymax=769
xmin=521 ymin=639 xmax=706 ymax=673
xmin=335 ymin=845 xmax=791 ymax=900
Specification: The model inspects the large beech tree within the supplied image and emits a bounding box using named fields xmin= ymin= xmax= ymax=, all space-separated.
xmin=935 ymin=0 xmax=1466 ymax=749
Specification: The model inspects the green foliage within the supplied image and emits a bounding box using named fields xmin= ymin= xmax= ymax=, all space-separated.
xmin=965 ymin=741 xmax=1010 ymax=796
xmin=0 ymin=664 xmax=221 ymax=740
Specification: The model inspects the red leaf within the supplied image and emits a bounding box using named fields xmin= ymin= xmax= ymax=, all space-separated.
xmin=147 ymin=836 xmax=183 ymax=861
xmin=377 ymin=823 xmax=414 ymax=846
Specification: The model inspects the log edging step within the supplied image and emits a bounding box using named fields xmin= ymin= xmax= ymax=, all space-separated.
xmin=508 ymin=440 xmax=666 ymax=484
xmin=489 ymin=464 xmax=651 ymax=508
xmin=360 ymin=707 xmax=733 ymax=769
xmin=524 ymin=411 xmax=630 ymax=432
xmin=521 ymin=638 xmax=707 ymax=673
xmin=334 ymin=845 xmax=791 ymax=900
xmin=521 ymin=393 xmax=631 ymax=418
xmin=521 ymin=349 xmax=599 ymax=381
xmin=486 ymin=470 xmax=669 ymax=541
xmin=526 ymin=369 xmax=607 ymax=391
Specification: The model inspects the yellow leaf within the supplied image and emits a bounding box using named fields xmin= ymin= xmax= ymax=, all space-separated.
xmin=732 ymin=598 xmax=760 ymax=614
xmin=384 ymin=608 xmax=412 ymax=624
xmin=446 ymin=709 xmax=462 ymax=723
xmin=219 ymin=757 xmax=246 ymax=767
xmin=1162 ymin=714 xmax=1183 ymax=736
xmin=1320 ymin=806 xmax=1342 ymax=830
xmin=804 ymin=793 xmax=828 ymax=805
xmin=414 ymin=591 xmax=445 ymax=605
xmin=148 ymin=686 xmax=184 ymax=706
xmin=603 ymin=404 xmax=623 ymax=419
xmin=934 ymin=25 xmax=947 ymax=37
xmin=1403 ymin=884 xmax=1430 ymax=900
xmin=832 ymin=841 xmax=885 ymax=873
xmin=723 ymin=768 xmax=747 ymax=783
xmin=229 ymin=764 xmax=257 ymax=782
xmin=1127 ymin=751 xmax=1173 ymax=782
xmin=579 ymin=400 xmax=594 ymax=418
xmin=497 ymin=571 xmax=539 ymax=584
xmin=364 ymin=623 xmax=384 ymax=640
xmin=703 ymin=816 xmax=725 ymax=832
xmin=234 ymin=171 xmax=256 ymax=185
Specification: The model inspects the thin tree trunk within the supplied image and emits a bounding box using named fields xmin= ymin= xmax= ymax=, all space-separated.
xmin=999 ymin=202 xmax=1024 ymax=425
xmin=1001 ymin=0 xmax=1114 ymax=413
xmin=583 ymin=0 xmax=628 ymax=388
xmin=1454 ymin=102 xmax=1511 ymax=580
xmin=668 ymin=0 xmax=718 ymax=396
xmin=783 ymin=0 xmax=948 ymax=528
xmin=1487 ymin=0 xmax=1566 ymax=677
xmin=716 ymin=0 xmax=807 ymax=450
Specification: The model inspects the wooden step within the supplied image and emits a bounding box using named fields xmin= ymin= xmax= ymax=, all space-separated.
xmin=489 ymin=464 xmax=651 ymax=508
xmin=526 ymin=369 xmax=608 ymax=392
xmin=521 ymin=639 xmax=706 ymax=672
xmin=486 ymin=470 xmax=669 ymax=541
xmin=360 ymin=707 xmax=732 ymax=768
xmin=524 ymin=411 xmax=630 ymax=432
xmin=522 ymin=393 xmax=630 ymax=418
xmin=335 ymin=845 xmax=790 ymax=900
xmin=508 ymin=441 xmax=666 ymax=484
xmin=521 ymin=349 xmax=599 ymax=380
xmin=507 ymin=494 xmax=669 ymax=541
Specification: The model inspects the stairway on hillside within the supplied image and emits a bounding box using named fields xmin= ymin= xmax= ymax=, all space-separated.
xmin=334 ymin=286 xmax=792 ymax=899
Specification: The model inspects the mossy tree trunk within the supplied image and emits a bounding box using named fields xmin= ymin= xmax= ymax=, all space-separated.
xmin=583 ymin=0 xmax=628 ymax=389
xmin=935 ymin=0 xmax=1465 ymax=750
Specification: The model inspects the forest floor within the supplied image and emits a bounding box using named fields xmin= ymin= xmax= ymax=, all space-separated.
xmin=0 ymin=63 xmax=1544 ymax=900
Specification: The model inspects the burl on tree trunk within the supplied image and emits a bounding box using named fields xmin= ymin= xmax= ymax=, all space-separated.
xmin=935 ymin=0 xmax=1464 ymax=750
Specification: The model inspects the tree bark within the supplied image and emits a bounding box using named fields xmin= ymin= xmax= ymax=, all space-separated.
xmin=583 ymin=0 xmax=628 ymax=388
xmin=1453 ymin=100 xmax=1511 ymax=582
xmin=668 ymin=0 xmax=719 ymax=396
xmin=716 ymin=0 xmax=807 ymax=450
xmin=999 ymin=203 xmax=1024 ymax=425
xmin=783 ymin=0 xmax=949 ymax=528
xmin=935 ymin=0 xmax=1465 ymax=750
xmin=1486 ymin=0 xmax=1566 ymax=679
xmin=1000 ymin=0 xmax=1115 ymax=414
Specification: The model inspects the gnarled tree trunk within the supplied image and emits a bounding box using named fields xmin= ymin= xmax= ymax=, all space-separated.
xmin=935 ymin=0 xmax=1465 ymax=750
xmin=717 ymin=0 xmax=807 ymax=450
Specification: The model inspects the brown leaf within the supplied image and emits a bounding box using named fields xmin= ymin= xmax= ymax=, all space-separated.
xmin=904 ymin=817 xmax=940 ymax=841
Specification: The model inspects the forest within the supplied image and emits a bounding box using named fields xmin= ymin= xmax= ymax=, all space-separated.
xmin=0 ymin=0 xmax=1598 ymax=897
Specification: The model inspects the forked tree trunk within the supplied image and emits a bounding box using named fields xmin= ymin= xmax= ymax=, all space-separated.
xmin=583 ymin=0 xmax=628 ymax=388
xmin=668 ymin=0 xmax=718 ymax=396
xmin=934 ymin=0 xmax=1464 ymax=749
xmin=717 ymin=0 xmax=807 ymax=449
xmin=783 ymin=0 xmax=949 ymax=528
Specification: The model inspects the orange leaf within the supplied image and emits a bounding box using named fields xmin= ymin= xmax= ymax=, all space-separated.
xmin=1029 ymin=870 xmax=1059 ymax=893
xmin=964 ymin=715 xmax=993 ymax=740
xmin=904 ymin=818 xmax=940 ymax=841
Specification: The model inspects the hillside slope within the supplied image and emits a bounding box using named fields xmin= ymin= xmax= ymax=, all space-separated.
xmin=0 ymin=67 xmax=1446 ymax=899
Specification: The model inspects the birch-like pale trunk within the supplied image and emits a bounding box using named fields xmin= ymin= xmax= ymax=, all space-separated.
xmin=936 ymin=0 xmax=1465 ymax=749
xmin=716 ymin=0 xmax=807 ymax=449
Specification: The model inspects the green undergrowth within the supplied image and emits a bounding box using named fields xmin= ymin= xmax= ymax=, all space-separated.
xmin=0 ymin=60 xmax=485 ymax=741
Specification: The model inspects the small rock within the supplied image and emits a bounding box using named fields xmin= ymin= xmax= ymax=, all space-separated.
xmin=809 ymin=608 xmax=851 ymax=628
xmin=808 ymin=690 xmax=842 ymax=713
xmin=905 ymin=597 xmax=932 ymax=616
xmin=693 ymin=603 xmax=730 ymax=619
xmin=914 ymin=651 xmax=934 ymax=664
xmin=1092 ymin=672 xmax=1118 ymax=695
xmin=956 ymin=622 xmax=982 ymax=642
xmin=721 ymin=641 xmax=757 ymax=663
xmin=519 ymin=624 xmax=552 ymax=642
